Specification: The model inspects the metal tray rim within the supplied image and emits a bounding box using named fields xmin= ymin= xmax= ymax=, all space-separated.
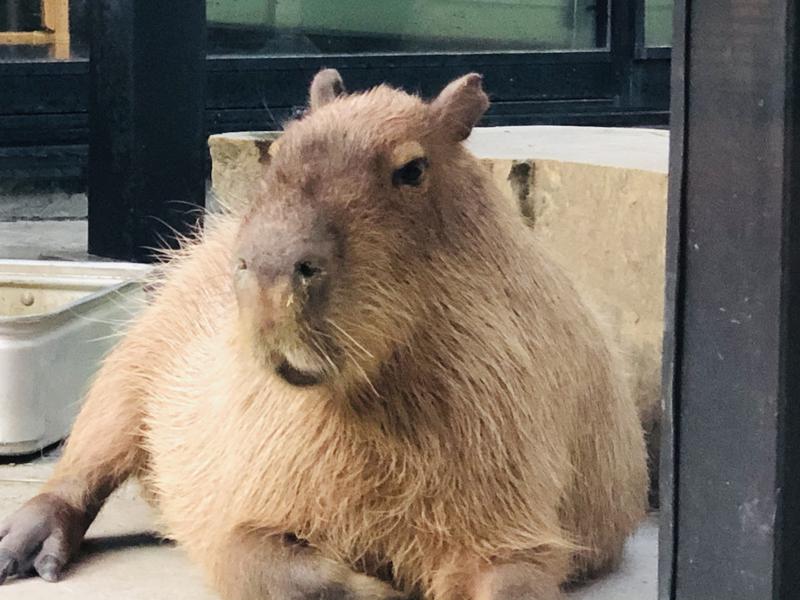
xmin=0 ymin=259 xmax=152 ymax=330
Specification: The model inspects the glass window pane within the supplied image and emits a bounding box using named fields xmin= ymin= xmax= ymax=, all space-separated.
xmin=207 ymin=0 xmax=609 ymax=56
xmin=645 ymin=0 xmax=673 ymax=47
xmin=0 ymin=0 xmax=89 ymax=61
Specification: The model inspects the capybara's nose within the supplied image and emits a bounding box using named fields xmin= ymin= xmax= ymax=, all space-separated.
xmin=233 ymin=261 xmax=292 ymax=332
xmin=234 ymin=244 xmax=332 ymax=326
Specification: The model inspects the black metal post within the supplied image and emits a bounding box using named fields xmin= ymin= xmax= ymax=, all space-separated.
xmin=661 ymin=1 xmax=800 ymax=599
xmin=609 ymin=0 xmax=635 ymax=106
xmin=88 ymin=0 xmax=206 ymax=261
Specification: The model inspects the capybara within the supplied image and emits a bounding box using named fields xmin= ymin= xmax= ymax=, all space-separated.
xmin=0 ymin=70 xmax=647 ymax=600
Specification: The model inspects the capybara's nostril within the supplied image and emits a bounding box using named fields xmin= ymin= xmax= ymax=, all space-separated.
xmin=294 ymin=258 xmax=326 ymax=284
xmin=236 ymin=258 xmax=248 ymax=272
xmin=292 ymin=256 xmax=330 ymax=310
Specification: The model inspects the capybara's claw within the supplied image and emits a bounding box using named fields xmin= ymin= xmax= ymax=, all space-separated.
xmin=0 ymin=551 xmax=18 ymax=585
xmin=34 ymin=554 xmax=64 ymax=582
xmin=0 ymin=493 xmax=88 ymax=584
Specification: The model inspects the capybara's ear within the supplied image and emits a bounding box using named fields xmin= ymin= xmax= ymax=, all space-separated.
xmin=431 ymin=73 xmax=489 ymax=142
xmin=309 ymin=68 xmax=346 ymax=111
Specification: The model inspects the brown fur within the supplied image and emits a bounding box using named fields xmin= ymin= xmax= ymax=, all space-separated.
xmin=1 ymin=72 xmax=646 ymax=599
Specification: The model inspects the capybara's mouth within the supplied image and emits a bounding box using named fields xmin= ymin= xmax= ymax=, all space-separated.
xmin=275 ymin=358 xmax=324 ymax=387
xmin=261 ymin=332 xmax=340 ymax=387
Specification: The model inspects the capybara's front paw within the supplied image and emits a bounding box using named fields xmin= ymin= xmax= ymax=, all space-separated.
xmin=0 ymin=493 xmax=90 ymax=584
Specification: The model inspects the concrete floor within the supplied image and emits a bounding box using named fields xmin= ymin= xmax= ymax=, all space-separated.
xmin=0 ymin=190 xmax=658 ymax=599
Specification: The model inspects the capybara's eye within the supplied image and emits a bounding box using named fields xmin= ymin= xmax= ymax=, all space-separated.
xmin=392 ymin=157 xmax=428 ymax=187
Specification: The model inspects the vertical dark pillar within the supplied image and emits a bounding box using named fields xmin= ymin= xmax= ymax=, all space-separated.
xmin=661 ymin=0 xmax=800 ymax=599
xmin=88 ymin=0 xmax=206 ymax=261
xmin=609 ymin=0 xmax=635 ymax=105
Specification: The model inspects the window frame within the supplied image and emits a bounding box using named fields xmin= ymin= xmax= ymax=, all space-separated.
xmin=0 ymin=0 xmax=671 ymax=183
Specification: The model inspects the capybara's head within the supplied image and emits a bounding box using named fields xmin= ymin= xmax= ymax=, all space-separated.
xmin=234 ymin=69 xmax=490 ymax=389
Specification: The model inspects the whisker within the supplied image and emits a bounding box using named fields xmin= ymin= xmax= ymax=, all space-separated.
xmin=346 ymin=349 xmax=380 ymax=398
xmin=330 ymin=338 xmax=380 ymax=398
xmin=307 ymin=333 xmax=339 ymax=373
xmin=326 ymin=319 xmax=374 ymax=359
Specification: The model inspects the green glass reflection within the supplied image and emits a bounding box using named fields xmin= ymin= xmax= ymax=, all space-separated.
xmin=207 ymin=0 xmax=609 ymax=55
xmin=645 ymin=0 xmax=673 ymax=47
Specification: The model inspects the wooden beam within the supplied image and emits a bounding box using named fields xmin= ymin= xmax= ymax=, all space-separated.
xmin=42 ymin=0 xmax=70 ymax=59
xmin=0 ymin=0 xmax=70 ymax=58
xmin=0 ymin=31 xmax=54 ymax=45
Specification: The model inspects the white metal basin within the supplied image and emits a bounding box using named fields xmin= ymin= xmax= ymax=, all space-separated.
xmin=0 ymin=260 xmax=151 ymax=456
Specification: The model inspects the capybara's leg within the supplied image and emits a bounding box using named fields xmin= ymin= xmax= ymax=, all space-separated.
xmin=211 ymin=528 xmax=405 ymax=600
xmin=472 ymin=563 xmax=563 ymax=600
xmin=0 ymin=345 xmax=146 ymax=584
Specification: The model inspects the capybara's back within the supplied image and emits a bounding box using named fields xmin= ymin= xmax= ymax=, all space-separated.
xmin=0 ymin=70 xmax=646 ymax=600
